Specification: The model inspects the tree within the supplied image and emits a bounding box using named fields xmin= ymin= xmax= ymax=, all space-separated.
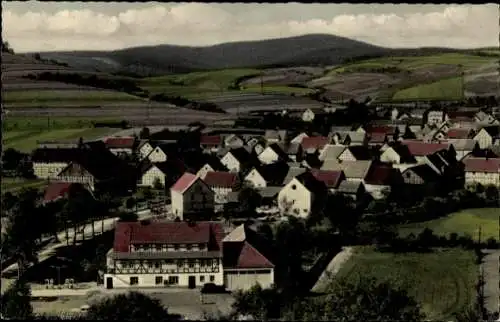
xmin=62 ymin=184 xmax=95 ymax=244
xmin=139 ymin=127 xmax=151 ymax=139
xmin=125 ymin=197 xmax=136 ymax=211
xmin=0 ymin=278 xmax=33 ymax=319
xmin=237 ymin=186 xmax=261 ymax=216
xmin=292 ymin=276 xmax=425 ymax=321
xmin=231 ymin=284 xmax=283 ymax=321
xmin=153 ymin=178 xmax=164 ymax=191
xmin=86 ymin=291 xmax=171 ymax=321
xmin=2 ymin=148 xmax=25 ymax=172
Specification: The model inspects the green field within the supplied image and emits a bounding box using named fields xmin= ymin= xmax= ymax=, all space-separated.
xmin=1 ymin=177 xmax=48 ymax=193
xmin=3 ymin=90 xmax=142 ymax=104
xmin=3 ymin=116 xmax=119 ymax=131
xmin=391 ymin=77 xmax=463 ymax=101
xmin=3 ymin=127 xmax=116 ymax=152
xmin=138 ymin=68 xmax=314 ymax=99
xmin=399 ymin=208 xmax=500 ymax=242
xmin=336 ymin=246 xmax=477 ymax=320
xmin=329 ymin=53 xmax=496 ymax=75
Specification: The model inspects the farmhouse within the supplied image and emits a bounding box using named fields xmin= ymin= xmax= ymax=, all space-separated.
xmin=379 ymin=144 xmax=416 ymax=165
xmin=338 ymin=145 xmax=373 ymax=162
xmin=223 ymin=224 xmax=275 ymax=291
xmin=199 ymin=135 xmax=222 ymax=154
xmin=220 ymin=147 xmax=257 ymax=173
xmin=463 ymin=158 xmax=500 ymax=187
xmin=277 ymin=171 xmax=327 ymax=218
xmin=445 ymin=139 xmax=479 ymax=161
xmin=402 ymin=140 xmax=453 ymax=163
xmin=257 ymin=143 xmax=289 ymax=165
xmin=104 ymin=137 xmax=136 ymax=156
xmin=310 ymin=169 xmax=344 ymax=192
xmin=32 ymin=148 xmax=81 ymax=179
xmin=202 ymin=171 xmax=240 ymax=205
xmin=321 ymin=160 xmax=373 ymax=182
xmin=104 ymin=221 xmax=224 ymax=289
xmin=139 ymin=162 xmax=170 ymax=188
xmin=170 ymin=173 xmax=215 ymax=220
xmin=244 ymin=162 xmax=290 ymax=188
xmin=318 ymin=144 xmax=346 ymax=162
xmin=301 ymin=136 xmax=330 ymax=154
xmin=137 ymin=141 xmax=155 ymax=161
xmin=473 ymin=126 xmax=500 ymax=149
xmin=42 ymin=182 xmax=92 ymax=204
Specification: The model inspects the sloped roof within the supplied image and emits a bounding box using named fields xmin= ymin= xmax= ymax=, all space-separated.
xmin=481 ymin=125 xmax=500 ymax=138
xmin=222 ymin=224 xmax=274 ymax=269
xmin=447 ymin=128 xmax=471 ymax=139
xmin=200 ymin=135 xmax=222 ymax=146
xmin=113 ymin=221 xmax=224 ymax=252
xmin=264 ymin=130 xmax=287 ymax=141
xmin=310 ymin=169 xmax=344 ymax=189
xmin=253 ymin=162 xmax=290 ymax=186
xmin=321 ymin=160 xmax=373 ymax=179
xmin=344 ymin=145 xmax=373 ymax=160
xmin=301 ymin=136 xmax=329 ymax=150
xmin=170 ymin=172 xmax=198 ymax=193
xmin=104 ymin=137 xmax=135 ymax=149
xmin=464 ymin=158 xmax=500 ymax=173
xmin=389 ymin=144 xmax=417 ymax=163
xmin=43 ymin=182 xmax=74 ymax=202
xmin=283 ymin=166 xmax=307 ymax=185
xmin=445 ymin=139 xmax=477 ymax=151
xmin=337 ymin=180 xmax=363 ymax=194
xmin=403 ymin=164 xmax=441 ymax=182
xmin=294 ymin=171 xmax=327 ymax=193
xmin=402 ymin=140 xmax=450 ymax=157
xmin=226 ymin=147 xmax=252 ymax=163
xmin=203 ymin=171 xmax=239 ymax=189
xmin=319 ymin=144 xmax=345 ymax=161
xmin=364 ymin=165 xmax=399 ymax=186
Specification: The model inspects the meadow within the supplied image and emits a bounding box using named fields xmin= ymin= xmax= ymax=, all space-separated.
xmin=398 ymin=208 xmax=499 ymax=242
xmin=391 ymin=77 xmax=463 ymax=101
xmin=138 ymin=68 xmax=314 ymax=100
xmin=336 ymin=246 xmax=477 ymax=320
xmin=3 ymin=90 xmax=142 ymax=105
xmin=1 ymin=177 xmax=48 ymax=193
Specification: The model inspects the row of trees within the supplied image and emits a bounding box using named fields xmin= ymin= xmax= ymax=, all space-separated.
xmin=1 ymin=148 xmax=34 ymax=178
xmin=1 ymin=185 xmax=120 ymax=279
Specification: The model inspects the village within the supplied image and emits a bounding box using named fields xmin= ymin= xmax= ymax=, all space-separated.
xmin=2 ymin=101 xmax=500 ymax=319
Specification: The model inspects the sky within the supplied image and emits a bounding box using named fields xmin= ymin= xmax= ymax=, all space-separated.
xmin=3 ymin=2 xmax=499 ymax=52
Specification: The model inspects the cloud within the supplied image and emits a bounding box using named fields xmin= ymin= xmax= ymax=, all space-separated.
xmin=2 ymin=4 xmax=498 ymax=52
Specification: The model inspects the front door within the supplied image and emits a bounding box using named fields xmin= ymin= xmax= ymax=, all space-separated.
xmin=106 ymin=277 xmax=113 ymax=289
xmin=188 ymin=276 xmax=196 ymax=289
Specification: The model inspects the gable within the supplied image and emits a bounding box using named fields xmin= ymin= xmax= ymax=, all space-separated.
xmin=186 ymin=178 xmax=212 ymax=195
xmin=59 ymin=162 xmax=93 ymax=178
xmin=222 ymin=152 xmax=239 ymax=164
xmin=144 ymin=165 xmax=166 ymax=177
xmin=339 ymin=149 xmax=355 ymax=160
xmin=245 ymin=168 xmax=266 ymax=183
xmin=284 ymin=177 xmax=309 ymax=193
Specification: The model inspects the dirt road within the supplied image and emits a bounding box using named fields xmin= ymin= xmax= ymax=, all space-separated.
xmin=311 ymin=246 xmax=354 ymax=293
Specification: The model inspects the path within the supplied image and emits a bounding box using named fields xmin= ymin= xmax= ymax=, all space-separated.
xmin=311 ymin=246 xmax=354 ymax=293
xmin=1 ymin=209 xmax=152 ymax=276
xmin=482 ymin=249 xmax=500 ymax=315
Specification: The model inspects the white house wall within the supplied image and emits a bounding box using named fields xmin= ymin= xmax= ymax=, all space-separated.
xmin=221 ymin=153 xmax=240 ymax=173
xmin=258 ymin=148 xmax=280 ymax=165
xmin=196 ymin=164 xmax=215 ymax=179
xmin=224 ymin=269 xmax=274 ymax=291
xmin=171 ymin=190 xmax=184 ymax=219
xmin=139 ymin=144 xmax=154 ymax=160
xmin=380 ymin=148 xmax=400 ymax=164
xmin=465 ymin=172 xmax=500 ymax=187
xmin=245 ymin=169 xmax=267 ymax=188
xmin=277 ymin=178 xmax=312 ymax=218
xmin=141 ymin=167 xmax=166 ymax=187
xmin=33 ymin=162 xmax=68 ymax=179
xmin=148 ymin=148 xmax=168 ymax=163
xmin=474 ymin=129 xmax=493 ymax=149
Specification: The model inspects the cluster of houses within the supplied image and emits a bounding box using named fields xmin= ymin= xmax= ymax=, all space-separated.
xmin=30 ymin=105 xmax=500 ymax=291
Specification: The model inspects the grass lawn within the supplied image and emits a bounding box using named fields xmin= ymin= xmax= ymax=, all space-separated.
xmin=4 ymin=128 xmax=116 ymax=152
xmin=328 ymin=53 xmax=496 ymax=75
xmin=3 ymin=116 xmax=118 ymax=131
xmin=336 ymin=246 xmax=477 ymax=320
xmin=241 ymin=85 xmax=316 ymax=96
xmin=3 ymin=90 xmax=142 ymax=103
xmin=391 ymin=77 xmax=463 ymax=101
xmin=398 ymin=208 xmax=499 ymax=242
xmin=1 ymin=177 xmax=48 ymax=193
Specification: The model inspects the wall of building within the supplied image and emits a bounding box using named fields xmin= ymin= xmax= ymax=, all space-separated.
xmin=224 ymin=269 xmax=274 ymax=291
xmin=465 ymin=172 xmax=500 ymax=187
xmin=277 ymin=179 xmax=312 ymax=218
xmin=33 ymin=162 xmax=68 ymax=179
xmin=141 ymin=167 xmax=166 ymax=187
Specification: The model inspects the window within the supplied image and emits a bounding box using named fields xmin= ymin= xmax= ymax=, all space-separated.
xmin=291 ymin=184 xmax=297 ymax=190
xmin=147 ymin=261 xmax=153 ymax=268
xmin=165 ymin=259 xmax=174 ymax=265
xmin=200 ymin=276 xmax=205 ymax=282
xmin=174 ymin=244 xmax=180 ymax=250
xmin=209 ymin=275 xmax=215 ymax=282
xmin=130 ymin=277 xmax=139 ymax=285
xmin=121 ymin=261 xmax=129 ymax=268
xmin=168 ymin=276 xmax=179 ymax=285
xmin=188 ymin=260 xmax=195 ymax=268
xmin=154 ymin=262 xmax=161 ymax=269
xmin=199 ymin=243 xmax=205 ymax=250
xmin=199 ymin=260 xmax=206 ymax=267
xmin=155 ymin=276 xmax=163 ymax=285
xmin=186 ymin=244 xmax=192 ymax=251
xmin=155 ymin=245 xmax=162 ymax=252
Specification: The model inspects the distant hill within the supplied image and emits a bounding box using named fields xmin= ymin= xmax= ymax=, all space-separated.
xmin=37 ymin=34 xmax=472 ymax=77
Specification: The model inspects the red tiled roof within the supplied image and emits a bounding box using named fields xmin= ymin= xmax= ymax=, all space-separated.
xmin=224 ymin=241 xmax=274 ymax=269
xmin=203 ymin=171 xmax=239 ymax=189
xmin=43 ymin=182 xmax=73 ymax=202
xmin=310 ymin=169 xmax=344 ymax=188
xmin=366 ymin=125 xmax=396 ymax=135
xmin=364 ymin=165 xmax=397 ymax=185
xmin=170 ymin=172 xmax=198 ymax=193
xmin=104 ymin=137 xmax=135 ymax=149
xmin=301 ymin=136 xmax=329 ymax=150
xmin=113 ymin=221 xmax=224 ymax=253
xmin=402 ymin=140 xmax=450 ymax=157
xmin=447 ymin=111 xmax=477 ymax=119
xmin=447 ymin=128 xmax=471 ymax=139
xmin=463 ymin=158 xmax=500 ymax=173
xmin=200 ymin=135 xmax=221 ymax=146
xmin=369 ymin=132 xmax=388 ymax=143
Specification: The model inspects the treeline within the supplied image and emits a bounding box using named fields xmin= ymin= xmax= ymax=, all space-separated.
xmin=149 ymin=93 xmax=226 ymax=113
xmin=22 ymin=72 xmax=145 ymax=95
xmin=91 ymin=120 xmax=130 ymax=129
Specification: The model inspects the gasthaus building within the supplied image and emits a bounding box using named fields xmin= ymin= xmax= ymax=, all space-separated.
xmin=104 ymin=220 xmax=275 ymax=291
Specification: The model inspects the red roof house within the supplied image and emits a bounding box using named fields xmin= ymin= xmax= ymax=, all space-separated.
xmin=43 ymin=182 xmax=74 ymax=202
xmin=203 ymin=171 xmax=240 ymax=189
xmin=301 ymin=136 xmax=329 ymax=151
xmin=170 ymin=172 xmax=199 ymax=193
xmin=463 ymin=158 xmax=500 ymax=173
xmin=310 ymin=169 xmax=344 ymax=189
xmin=200 ymin=135 xmax=222 ymax=147
xmin=402 ymin=140 xmax=451 ymax=157
xmin=447 ymin=128 xmax=472 ymax=139
xmin=104 ymin=137 xmax=135 ymax=149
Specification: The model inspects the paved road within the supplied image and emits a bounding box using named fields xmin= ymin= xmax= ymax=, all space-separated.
xmin=311 ymin=246 xmax=354 ymax=293
xmin=482 ymin=249 xmax=500 ymax=315
xmin=1 ymin=209 xmax=152 ymax=276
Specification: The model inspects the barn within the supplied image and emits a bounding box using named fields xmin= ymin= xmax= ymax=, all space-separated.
xmin=222 ymin=224 xmax=275 ymax=291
